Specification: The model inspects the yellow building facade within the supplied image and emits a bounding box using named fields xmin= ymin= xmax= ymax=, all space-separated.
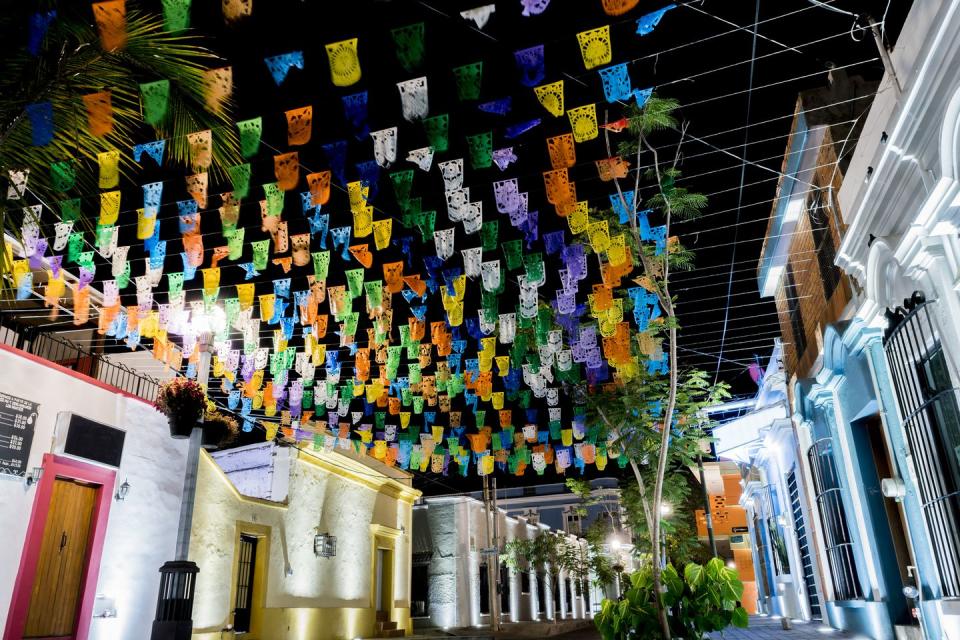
xmin=189 ymin=442 xmax=420 ymax=639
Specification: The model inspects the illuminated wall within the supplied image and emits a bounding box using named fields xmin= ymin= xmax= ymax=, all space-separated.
xmin=189 ymin=443 xmax=419 ymax=640
xmin=695 ymin=462 xmax=757 ymax=615
xmin=0 ymin=345 xmax=187 ymax=640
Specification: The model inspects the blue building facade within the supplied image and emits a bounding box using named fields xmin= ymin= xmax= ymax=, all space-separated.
xmin=744 ymin=3 xmax=960 ymax=634
xmin=792 ymin=322 xmax=921 ymax=639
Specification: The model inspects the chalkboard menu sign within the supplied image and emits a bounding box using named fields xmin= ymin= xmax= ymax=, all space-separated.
xmin=0 ymin=392 xmax=39 ymax=476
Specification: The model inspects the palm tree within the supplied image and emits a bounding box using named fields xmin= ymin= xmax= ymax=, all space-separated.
xmin=0 ymin=4 xmax=240 ymax=281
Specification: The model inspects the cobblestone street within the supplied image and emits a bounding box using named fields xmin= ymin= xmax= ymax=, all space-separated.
xmin=709 ymin=616 xmax=868 ymax=639
xmin=547 ymin=616 xmax=868 ymax=640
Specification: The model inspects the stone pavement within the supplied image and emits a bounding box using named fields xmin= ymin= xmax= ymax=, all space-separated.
xmin=544 ymin=615 xmax=868 ymax=640
xmin=709 ymin=615 xmax=868 ymax=639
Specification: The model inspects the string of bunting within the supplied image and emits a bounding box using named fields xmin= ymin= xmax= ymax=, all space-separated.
xmin=9 ymin=0 xmax=683 ymax=478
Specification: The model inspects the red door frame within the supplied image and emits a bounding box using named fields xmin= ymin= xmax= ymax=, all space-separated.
xmin=4 ymin=453 xmax=116 ymax=640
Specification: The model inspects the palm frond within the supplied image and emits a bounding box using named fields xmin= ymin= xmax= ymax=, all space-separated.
xmin=0 ymin=7 xmax=240 ymax=282
xmin=1 ymin=10 xmax=239 ymax=204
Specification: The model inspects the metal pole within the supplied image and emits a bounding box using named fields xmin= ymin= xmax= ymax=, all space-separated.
xmin=697 ymin=454 xmax=719 ymax=557
xmin=866 ymin=15 xmax=902 ymax=95
xmin=481 ymin=475 xmax=493 ymax=631
xmin=174 ymin=335 xmax=211 ymax=560
xmin=152 ymin=332 xmax=211 ymax=640
xmin=491 ymin=477 xmax=501 ymax=630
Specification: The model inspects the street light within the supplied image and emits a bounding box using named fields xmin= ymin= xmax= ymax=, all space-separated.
xmin=188 ymin=305 xmax=226 ymax=337
xmin=608 ymin=534 xmax=622 ymax=552
xmin=660 ymin=503 xmax=672 ymax=516
xmin=151 ymin=306 xmax=222 ymax=640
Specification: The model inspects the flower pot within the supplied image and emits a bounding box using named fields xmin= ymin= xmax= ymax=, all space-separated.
xmin=168 ymin=414 xmax=198 ymax=439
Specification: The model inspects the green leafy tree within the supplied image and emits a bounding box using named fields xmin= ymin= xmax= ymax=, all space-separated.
xmin=0 ymin=5 xmax=240 ymax=279
xmin=502 ymin=528 xmax=615 ymax=594
xmin=576 ymin=96 xmax=730 ymax=637
xmin=620 ymin=469 xmax=711 ymax=568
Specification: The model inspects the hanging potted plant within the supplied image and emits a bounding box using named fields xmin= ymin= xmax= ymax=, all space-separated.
xmin=155 ymin=378 xmax=206 ymax=439
xmin=202 ymin=409 xmax=240 ymax=450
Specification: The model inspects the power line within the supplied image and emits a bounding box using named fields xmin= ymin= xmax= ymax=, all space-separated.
xmin=714 ymin=0 xmax=760 ymax=387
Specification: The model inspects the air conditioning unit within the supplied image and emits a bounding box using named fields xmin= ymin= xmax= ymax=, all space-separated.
xmin=54 ymin=412 xmax=126 ymax=469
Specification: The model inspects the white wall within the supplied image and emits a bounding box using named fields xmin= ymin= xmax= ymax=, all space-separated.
xmin=417 ymin=496 xmax=592 ymax=629
xmin=0 ymin=345 xmax=186 ymax=639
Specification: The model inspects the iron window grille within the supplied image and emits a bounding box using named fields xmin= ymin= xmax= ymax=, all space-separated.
xmin=807 ymin=437 xmax=863 ymax=601
xmin=752 ymin=510 xmax=773 ymax=601
xmin=233 ymin=534 xmax=258 ymax=633
xmin=785 ymin=262 xmax=807 ymax=362
xmin=884 ymin=293 xmax=960 ymax=597
xmin=763 ymin=484 xmax=791 ymax=576
xmin=808 ymin=192 xmax=843 ymax=301
xmin=787 ymin=469 xmax=822 ymax=619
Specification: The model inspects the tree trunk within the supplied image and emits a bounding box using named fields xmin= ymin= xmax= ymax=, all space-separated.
xmin=603 ymin=111 xmax=680 ymax=640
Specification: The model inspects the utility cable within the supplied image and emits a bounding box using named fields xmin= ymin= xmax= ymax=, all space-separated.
xmin=718 ymin=0 xmax=764 ymax=387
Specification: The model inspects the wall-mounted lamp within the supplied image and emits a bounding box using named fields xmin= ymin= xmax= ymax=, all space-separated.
xmin=24 ymin=467 xmax=43 ymax=487
xmin=314 ymin=531 xmax=337 ymax=558
xmin=881 ymin=477 xmax=906 ymax=501
xmin=114 ymin=478 xmax=131 ymax=502
xmin=93 ymin=594 xmax=117 ymax=618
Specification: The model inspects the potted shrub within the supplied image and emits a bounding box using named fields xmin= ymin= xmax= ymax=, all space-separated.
xmin=595 ymin=558 xmax=749 ymax=640
xmin=202 ymin=409 xmax=239 ymax=450
xmin=155 ymin=378 xmax=206 ymax=439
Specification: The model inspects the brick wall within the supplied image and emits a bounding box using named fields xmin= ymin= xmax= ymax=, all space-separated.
xmin=774 ymin=129 xmax=851 ymax=379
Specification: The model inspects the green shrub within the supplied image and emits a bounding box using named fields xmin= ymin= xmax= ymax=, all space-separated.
xmin=595 ymin=558 xmax=749 ymax=640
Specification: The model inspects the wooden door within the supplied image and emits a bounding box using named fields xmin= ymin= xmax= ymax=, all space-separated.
xmin=24 ymin=478 xmax=97 ymax=638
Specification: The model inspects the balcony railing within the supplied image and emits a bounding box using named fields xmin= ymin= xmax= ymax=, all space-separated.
xmin=0 ymin=325 xmax=160 ymax=403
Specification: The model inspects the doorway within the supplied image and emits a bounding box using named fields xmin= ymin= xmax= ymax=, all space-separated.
xmin=478 ymin=562 xmax=490 ymax=615
xmin=855 ymin=415 xmax=912 ymax=625
xmin=233 ymin=534 xmax=259 ymax=633
xmin=24 ymin=478 xmax=97 ymax=638
xmin=375 ymin=548 xmax=394 ymax=614
xmin=536 ymin=572 xmax=546 ymax=619
xmin=5 ymin=454 xmax=114 ymax=640
xmin=499 ymin=564 xmax=511 ymax=618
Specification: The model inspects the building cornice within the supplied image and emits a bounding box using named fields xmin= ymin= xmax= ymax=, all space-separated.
xmin=295 ymin=444 xmax=421 ymax=504
xmin=840 ymin=0 xmax=960 ymax=276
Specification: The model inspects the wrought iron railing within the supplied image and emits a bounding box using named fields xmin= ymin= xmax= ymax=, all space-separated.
xmin=0 ymin=324 xmax=159 ymax=403
xmin=808 ymin=437 xmax=863 ymax=601
xmin=884 ymin=295 xmax=960 ymax=597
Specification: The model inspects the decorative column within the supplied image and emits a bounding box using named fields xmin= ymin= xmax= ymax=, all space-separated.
xmin=151 ymin=333 xmax=212 ymax=640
